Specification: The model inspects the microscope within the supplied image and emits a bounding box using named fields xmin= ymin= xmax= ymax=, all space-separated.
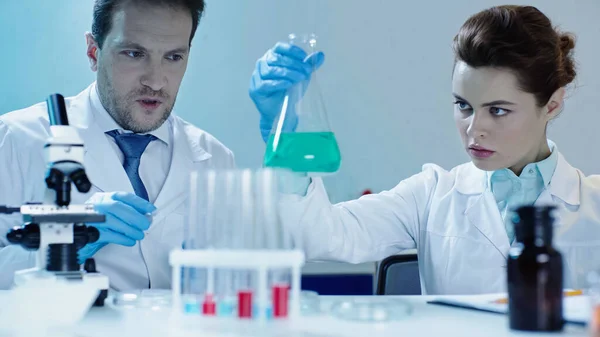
xmin=0 ymin=93 xmax=109 ymax=306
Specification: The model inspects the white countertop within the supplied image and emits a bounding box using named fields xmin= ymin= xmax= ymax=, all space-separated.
xmin=0 ymin=293 xmax=590 ymax=337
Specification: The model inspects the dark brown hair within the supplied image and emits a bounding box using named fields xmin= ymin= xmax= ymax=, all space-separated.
xmin=92 ymin=0 xmax=205 ymax=49
xmin=453 ymin=5 xmax=576 ymax=107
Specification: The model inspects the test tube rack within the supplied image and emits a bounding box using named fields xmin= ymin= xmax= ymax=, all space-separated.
xmin=169 ymin=248 xmax=305 ymax=323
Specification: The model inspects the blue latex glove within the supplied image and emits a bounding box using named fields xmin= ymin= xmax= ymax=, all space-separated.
xmin=249 ymin=42 xmax=325 ymax=142
xmin=78 ymin=192 xmax=156 ymax=264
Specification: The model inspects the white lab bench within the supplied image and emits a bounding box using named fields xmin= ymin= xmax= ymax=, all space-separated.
xmin=2 ymin=293 xmax=589 ymax=337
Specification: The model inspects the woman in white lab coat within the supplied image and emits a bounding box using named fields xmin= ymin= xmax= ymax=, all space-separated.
xmin=249 ymin=5 xmax=600 ymax=295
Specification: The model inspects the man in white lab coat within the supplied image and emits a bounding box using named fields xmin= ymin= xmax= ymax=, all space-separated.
xmin=0 ymin=0 xmax=234 ymax=290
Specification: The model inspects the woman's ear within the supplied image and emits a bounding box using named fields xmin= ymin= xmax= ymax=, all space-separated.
xmin=545 ymin=87 xmax=566 ymax=120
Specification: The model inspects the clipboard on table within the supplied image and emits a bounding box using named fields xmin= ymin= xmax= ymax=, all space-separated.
xmin=427 ymin=290 xmax=590 ymax=326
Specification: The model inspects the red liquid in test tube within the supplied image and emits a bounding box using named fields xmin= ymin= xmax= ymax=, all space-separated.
xmin=202 ymin=294 xmax=216 ymax=316
xmin=238 ymin=290 xmax=253 ymax=318
xmin=273 ymin=283 xmax=290 ymax=318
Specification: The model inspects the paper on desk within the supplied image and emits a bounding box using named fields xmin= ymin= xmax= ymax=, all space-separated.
xmin=427 ymin=293 xmax=591 ymax=325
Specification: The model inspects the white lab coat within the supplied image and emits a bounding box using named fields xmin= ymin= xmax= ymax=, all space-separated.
xmin=281 ymin=152 xmax=600 ymax=294
xmin=0 ymin=84 xmax=235 ymax=290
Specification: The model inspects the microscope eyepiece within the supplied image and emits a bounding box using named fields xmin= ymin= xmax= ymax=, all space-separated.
xmin=47 ymin=94 xmax=69 ymax=126
xmin=6 ymin=223 xmax=40 ymax=250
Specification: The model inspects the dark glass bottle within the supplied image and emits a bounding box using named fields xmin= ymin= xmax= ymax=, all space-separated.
xmin=507 ymin=205 xmax=563 ymax=332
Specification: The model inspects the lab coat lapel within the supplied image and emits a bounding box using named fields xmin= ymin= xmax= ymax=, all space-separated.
xmin=534 ymin=152 xmax=581 ymax=229
xmin=455 ymin=150 xmax=580 ymax=261
xmin=152 ymin=117 xmax=212 ymax=223
xmin=534 ymin=188 xmax=564 ymax=229
xmin=545 ymin=152 xmax=581 ymax=207
xmin=535 ymin=188 xmax=556 ymax=208
xmin=73 ymin=87 xmax=134 ymax=195
xmin=465 ymin=192 xmax=510 ymax=259
xmin=457 ymin=163 xmax=510 ymax=259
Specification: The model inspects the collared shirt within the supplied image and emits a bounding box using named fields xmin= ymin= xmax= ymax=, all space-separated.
xmin=89 ymin=83 xmax=173 ymax=203
xmin=486 ymin=142 xmax=558 ymax=243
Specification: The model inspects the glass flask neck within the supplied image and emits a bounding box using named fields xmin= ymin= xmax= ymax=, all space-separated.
xmin=288 ymin=33 xmax=318 ymax=55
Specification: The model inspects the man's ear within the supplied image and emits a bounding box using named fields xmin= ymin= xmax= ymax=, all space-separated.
xmin=545 ymin=87 xmax=566 ymax=120
xmin=85 ymin=32 xmax=100 ymax=72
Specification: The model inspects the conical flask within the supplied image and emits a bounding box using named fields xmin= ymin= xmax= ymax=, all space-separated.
xmin=263 ymin=33 xmax=341 ymax=176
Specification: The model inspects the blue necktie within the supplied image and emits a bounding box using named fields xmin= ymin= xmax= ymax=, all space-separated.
xmin=106 ymin=130 xmax=156 ymax=201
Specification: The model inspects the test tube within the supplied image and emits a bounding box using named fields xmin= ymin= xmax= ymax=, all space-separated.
xmin=216 ymin=269 xmax=235 ymax=316
xmin=202 ymin=293 xmax=216 ymax=315
xmin=215 ymin=171 xmax=237 ymax=317
xmin=272 ymin=282 xmax=290 ymax=318
xmin=183 ymin=171 xmax=200 ymax=314
xmin=274 ymin=228 xmax=293 ymax=320
xmin=259 ymin=169 xmax=289 ymax=319
xmin=261 ymin=169 xmax=292 ymax=318
xmin=202 ymin=171 xmax=217 ymax=315
xmin=181 ymin=265 xmax=198 ymax=314
xmin=236 ymin=170 xmax=254 ymax=319
xmin=238 ymin=289 xmax=253 ymax=318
